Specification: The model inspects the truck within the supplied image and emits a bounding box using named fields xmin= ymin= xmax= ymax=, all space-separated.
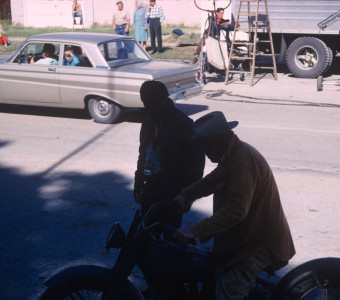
xmin=232 ymin=0 xmax=340 ymax=78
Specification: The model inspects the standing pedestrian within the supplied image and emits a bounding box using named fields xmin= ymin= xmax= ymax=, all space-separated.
xmin=134 ymin=80 xmax=205 ymax=229
xmin=133 ymin=1 xmax=148 ymax=51
xmin=112 ymin=1 xmax=130 ymax=36
xmin=145 ymin=0 xmax=165 ymax=53
xmin=72 ymin=0 xmax=83 ymax=25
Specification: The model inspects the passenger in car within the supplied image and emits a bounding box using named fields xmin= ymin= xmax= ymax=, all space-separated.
xmin=30 ymin=50 xmax=57 ymax=65
xmin=117 ymin=48 xmax=128 ymax=59
xmin=63 ymin=46 xmax=80 ymax=66
xmin=30 ymin=43 xmax=59 ymax=65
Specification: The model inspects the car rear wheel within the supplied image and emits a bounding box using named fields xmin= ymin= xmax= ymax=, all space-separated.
xmin=88 ymin=98 xmax=121 ymax=124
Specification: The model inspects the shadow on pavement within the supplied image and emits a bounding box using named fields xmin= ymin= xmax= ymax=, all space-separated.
xmin=0 ymin=103 xmax=92 ymax=120
xmin=0 ymin=102 xmax=209 ymax=125
xmin=0 ymin=139 xmax=211 ymax=299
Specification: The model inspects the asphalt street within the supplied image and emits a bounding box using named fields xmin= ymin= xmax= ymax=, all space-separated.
xmin=0 ymin=63 xmax=340 ymax=299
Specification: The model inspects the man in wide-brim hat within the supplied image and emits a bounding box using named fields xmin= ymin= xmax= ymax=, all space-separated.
xmin=174 ymin=111 xmax=295 ymax=300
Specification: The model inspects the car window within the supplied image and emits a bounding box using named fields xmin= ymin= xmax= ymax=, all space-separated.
xmin=98 ymin=39 xmax=150 ymax=67
xmin=62 ymin=44 xmax=93 ymax=68
xmin=12 ymin=42 xmax=61 ymax=65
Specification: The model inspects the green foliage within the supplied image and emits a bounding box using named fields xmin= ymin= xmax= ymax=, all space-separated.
xmin=0 ymin=41 xmax=21 ymax=55
xmin=0 ymin=24 xmax=200 ymax=60
xmin=147 ymin=46 xmax=196 ymax=61
xmin=4 ymin=25 xmax=72 ymax=37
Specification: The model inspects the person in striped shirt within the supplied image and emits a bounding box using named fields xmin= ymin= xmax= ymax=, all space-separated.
xmin=145 ymin=0 xmax=165 ymax=53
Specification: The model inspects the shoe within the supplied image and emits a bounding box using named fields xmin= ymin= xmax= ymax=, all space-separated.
xmin=158 ymin=49 xmax=163 ymax=53
xmin=80 ymin=20 xmax=83 ymax=25
xmin=151 ymin=50 xmax=158 ymax=54
xmin=73 ymin=20 xmax=76 ymax=25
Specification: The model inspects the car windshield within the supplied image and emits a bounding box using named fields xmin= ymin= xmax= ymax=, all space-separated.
xmin=98 ymin=39 xmax=150 ymax=67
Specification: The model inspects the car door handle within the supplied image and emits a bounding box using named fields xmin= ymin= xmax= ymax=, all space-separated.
xmin=48 ymin=68 xmax=56 ymax=72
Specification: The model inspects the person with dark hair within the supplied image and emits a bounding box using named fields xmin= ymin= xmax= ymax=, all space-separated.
xmin=63 ymin=46 xmax=80 ymax=66
xmin=145 ymin=0 xmax=165 ymax=53
xmin=216 ymin=7 xmax=231 ymax=29
xmin=134 ymin=80 xmax=205 ymax=228
xmin=30 ymin=44 xmax=57 ymax=65
xmin=174 ymin=111 xmax=295 ymax=300
xmin=117 ymin=48 xmax=128 ymax=59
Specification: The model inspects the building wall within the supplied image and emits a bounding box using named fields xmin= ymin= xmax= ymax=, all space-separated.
xmin=10 ymin=0 xmax=232 ymax=28
xmin=0 ymin=0 xmax=11 ymax=20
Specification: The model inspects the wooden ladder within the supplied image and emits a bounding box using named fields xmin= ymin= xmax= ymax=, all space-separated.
xmin=225 ymin=0 xmax=277 ymax=86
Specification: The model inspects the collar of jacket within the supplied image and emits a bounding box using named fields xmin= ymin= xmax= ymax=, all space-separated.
xmin=219 ymin=132 xmax=239 ymax=164
xmin=146 ymin=98 xmax=175 ymax=125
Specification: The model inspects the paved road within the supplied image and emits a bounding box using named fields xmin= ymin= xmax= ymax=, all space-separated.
xmin=0 ymin=65 xmax=340 ymax=299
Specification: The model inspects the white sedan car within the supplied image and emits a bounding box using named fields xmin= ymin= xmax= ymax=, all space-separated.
xmin=0 ymin=32 xmax=203 ymax=123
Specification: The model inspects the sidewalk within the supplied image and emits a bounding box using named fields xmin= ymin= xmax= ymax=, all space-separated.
xmin=201 ymin=63 xmax=340 ymax=107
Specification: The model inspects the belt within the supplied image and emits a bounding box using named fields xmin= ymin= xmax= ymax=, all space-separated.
xmin=116 ymin=24 xmax=127 ymax=27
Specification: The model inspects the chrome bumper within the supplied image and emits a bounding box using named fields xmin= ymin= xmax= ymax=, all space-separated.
xmin=168 ymin=82 xmax=204 ymax=101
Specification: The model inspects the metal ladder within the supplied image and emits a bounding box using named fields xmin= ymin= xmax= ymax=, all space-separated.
xmin=225 ymin=0 xmax=277 ymax=86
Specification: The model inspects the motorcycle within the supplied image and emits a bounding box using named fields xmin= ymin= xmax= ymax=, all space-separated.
xmin=40 ymin=201 xmax=340 ymax=299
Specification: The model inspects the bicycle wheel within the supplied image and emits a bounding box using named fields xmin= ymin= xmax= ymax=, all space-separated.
xmin=40 ymin=276 xmax=144 ymax=300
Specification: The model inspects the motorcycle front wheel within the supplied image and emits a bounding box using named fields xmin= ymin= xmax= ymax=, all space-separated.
xmin=40 ymin=276 xmax=144 ymax=300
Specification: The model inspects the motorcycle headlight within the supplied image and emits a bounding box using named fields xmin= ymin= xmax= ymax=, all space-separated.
xmin=105 ymin=222 xmax=126 ymax=250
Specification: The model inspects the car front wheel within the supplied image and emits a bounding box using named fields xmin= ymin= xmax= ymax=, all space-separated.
xmin=88 ymin=98 xmax=121 ymax=124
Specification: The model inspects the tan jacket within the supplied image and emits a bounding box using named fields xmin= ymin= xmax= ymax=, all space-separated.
xmin=72 ymin=3 xmax=82 ymax=14
xmin=182 ymin=133 xmax=295 ymax=275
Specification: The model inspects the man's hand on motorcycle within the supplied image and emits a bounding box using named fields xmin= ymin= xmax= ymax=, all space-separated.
xmin=174 ymin=227 xmax=194 ymax=244
xmin=173 ymin=193 xmax=191 ymax=212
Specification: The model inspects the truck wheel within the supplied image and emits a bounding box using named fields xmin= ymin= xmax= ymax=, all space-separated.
xmin=317 ymin=76 xmax=323 ymax=91
xmin=88 ymin=98 xmax=121 ymax=124
xmin=325 ymin=47 xmax=334 ymax=72
xmin=286 ymin=37 xmax=330 ymax=78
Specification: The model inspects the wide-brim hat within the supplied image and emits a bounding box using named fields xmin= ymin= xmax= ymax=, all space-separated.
xmin=190 ymin=111 xmax=238 ymax=141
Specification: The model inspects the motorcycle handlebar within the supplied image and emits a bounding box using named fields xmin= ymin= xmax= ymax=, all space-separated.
xmin=141 ymin=201 xmax=197 ymax=245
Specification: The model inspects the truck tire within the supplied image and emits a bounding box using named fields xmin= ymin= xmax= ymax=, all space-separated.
xmin=286 ymin=37 xmax=330 ymax=78
xmin=317 ymin=76 xmax=323 ymax=91
xmin=325 ymin=47 xmax=334 ymax=72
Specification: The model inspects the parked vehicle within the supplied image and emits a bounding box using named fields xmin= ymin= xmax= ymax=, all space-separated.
xmin=0 ymin=33 xmax=203 ymax=124
xmin=317 ymin=75 xmax=340 ymax=91
xmin=233 ymin=0 xmax=340 ymax=78
xmin=40 ymin=201 xmax=340 ymax=300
